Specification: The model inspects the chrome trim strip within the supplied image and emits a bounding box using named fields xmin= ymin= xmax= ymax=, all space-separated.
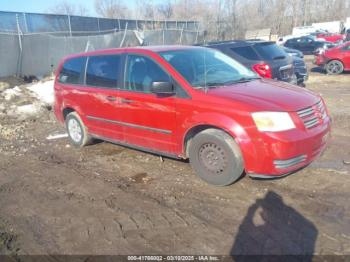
xmin=87 ymin=116 xmax=172 ymax=134
xmin=305 ymin=118 xmax=319 ymax=129
xmin=274 ymin=155 xmax=307 ymax=169
xmin=298 ymin=109 xmax=314 ymax=118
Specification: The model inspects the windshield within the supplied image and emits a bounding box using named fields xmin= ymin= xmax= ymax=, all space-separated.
xmin=159 ymin=48 xmax=258 ymax=88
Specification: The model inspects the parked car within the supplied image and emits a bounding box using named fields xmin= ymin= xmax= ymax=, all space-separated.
xmin=54 ymin=46 xmax=331 ymax=186
xmin=203 ymin=40 xmax=297 ymax=84
xmin=315 ymin=32 xmax=344 ymax=43
xmin=315 ymin=41 xmax=350 ymax=74
xmin=282 ymin=46 xmax=304 ymax=58
xmin=345 ymin=29 xmax=350 ymax=42
xmin=284 ymin=36 xmax=334 ymax=55
xmin=276 ymin=35 xmax=296 ymax=46
xmin=282 ymin=47 xmax=308 ymax=86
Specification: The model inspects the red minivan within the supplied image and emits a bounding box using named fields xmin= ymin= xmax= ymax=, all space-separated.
xmin=54 ymin=46 xmax=331 ymax=186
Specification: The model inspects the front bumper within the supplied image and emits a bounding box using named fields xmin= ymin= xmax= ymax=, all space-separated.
xmin=245 ymin=117 xmax=331 ymax=178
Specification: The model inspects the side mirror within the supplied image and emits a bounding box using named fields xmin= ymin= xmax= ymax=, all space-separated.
xmin=151 ymin=81 xmax=174 ymax=95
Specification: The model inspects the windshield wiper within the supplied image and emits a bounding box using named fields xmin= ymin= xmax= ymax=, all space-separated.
xmin=194 ymin=77 xmax=260 ymax=90
xmin=224 ymin=77 xmax=260 ymax=84
xmin=193 ymin=82 xmax=225 ymax=89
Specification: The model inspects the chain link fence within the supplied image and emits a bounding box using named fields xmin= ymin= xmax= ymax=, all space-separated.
xmin=0 ymin=28 xmax=203 ymax=78
xmin=0 ymin=11 xmax=199 ymax=35
xmin=0 ymin=11 xmax=203 ymax=78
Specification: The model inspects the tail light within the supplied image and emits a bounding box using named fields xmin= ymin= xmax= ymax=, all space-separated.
xmin=252 ymin=63 xmax=272 ymax=79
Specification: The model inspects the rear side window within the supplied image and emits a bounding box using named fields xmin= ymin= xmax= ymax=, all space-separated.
xmin=86 ymin=55 xmax=121 ymax=88
xmin=231 ymin=46 xmax=259 ymax=60
xmin=254 ymin=43 xmax=287 ymax=60
xmin=59 ymin=57 xmax=86 ymax=84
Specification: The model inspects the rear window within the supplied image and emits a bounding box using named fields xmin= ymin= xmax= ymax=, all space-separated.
xmin=86 ymin=55 xmax=121 ymax=88
xmin=231 ymin=46 xmax=259 ymax=60
xmin=59 ymin=57 xmax=86 ymax=84
xmin=254 ymin=43 xmax=287 ymax=60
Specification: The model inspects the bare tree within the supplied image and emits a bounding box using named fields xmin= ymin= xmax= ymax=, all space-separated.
xmin=94 ymin=0 xmax=130 ymax=18
xmin=157 ymin=0 xmax=173 ymax=19
xmin=49 ymin=1 xmax=89 ymax=16
xmin=135 ymin=0 xmax=156 ymax=20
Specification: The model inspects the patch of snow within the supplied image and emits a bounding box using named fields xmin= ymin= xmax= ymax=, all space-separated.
xmin=46 ymin=133 xmax=68 ymax=140
xmin=26 ymin=80 xmax=54 ymax=105
xmin=16 ymin=104 xmax=40 ymax=115
xmin=3 ymin=87 xmax=21 ymax=101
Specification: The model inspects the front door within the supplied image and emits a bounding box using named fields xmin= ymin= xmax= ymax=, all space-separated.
xmin=118 ymin=54 xmax=177 ymax=154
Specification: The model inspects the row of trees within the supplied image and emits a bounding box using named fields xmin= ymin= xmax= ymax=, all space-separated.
xmin=50 ymin=0 xmax=350 ymax=39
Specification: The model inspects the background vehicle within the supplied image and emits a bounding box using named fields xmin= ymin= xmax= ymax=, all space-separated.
xmin=283 ymin=47 xmax=304 ymax=58
xmin=315 ymin=42 xmax=350 ymax=74
xmin=282 ymin=47 xmax=308 ymax=86
xmin=312 ymin=21 xmax=345 ymax=34
xmin=276 ymin=35 xmax=296 ymax=46
xmin=284 ymin=36 xmax=334 ymax=55
xmin=54 ymin=46 xmax=330 ymax=186
xmin=204 ymin=40 xmax=296 ymax=84
xmin=315 ymin=32 xmax=344 ymax=43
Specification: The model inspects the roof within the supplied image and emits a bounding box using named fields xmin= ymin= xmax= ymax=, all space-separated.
xmin=62 ymin=45 xmax=202 ymax=61
xmin=204 ymin=39 xmax=273 ymax=47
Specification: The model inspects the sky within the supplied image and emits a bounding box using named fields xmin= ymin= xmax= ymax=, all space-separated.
xmin=1 ymin=0 xmax=98 ymax=16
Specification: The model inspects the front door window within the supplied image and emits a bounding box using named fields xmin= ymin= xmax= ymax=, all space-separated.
xmin=124 ymin=55 xmax=171 ymax=93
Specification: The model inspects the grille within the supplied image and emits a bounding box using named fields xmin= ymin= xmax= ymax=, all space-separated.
xmin=297 ymin=100 xmax=327 ymax=129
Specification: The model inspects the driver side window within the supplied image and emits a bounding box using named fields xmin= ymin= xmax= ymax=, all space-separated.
xmin=124 ymin=55 xmax=170 ymax=93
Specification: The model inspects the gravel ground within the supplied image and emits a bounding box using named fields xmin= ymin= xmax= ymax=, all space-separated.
xmin=0 ymin=58 xmax=349 ymax=256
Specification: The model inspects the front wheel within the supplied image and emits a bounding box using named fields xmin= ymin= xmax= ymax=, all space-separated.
xmin=188 ymin=129 xmax=244 ymax=186
xmin=325 ymin=60 xmax=344 ymax=75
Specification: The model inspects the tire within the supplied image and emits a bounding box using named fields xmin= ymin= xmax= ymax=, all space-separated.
xmin=188 ymin=129 xmax=244 ymax=186
xmin=65 ymin=112 xmax=92 ymax=147
xmin=325 ymin=60 xmax=344 ymax=75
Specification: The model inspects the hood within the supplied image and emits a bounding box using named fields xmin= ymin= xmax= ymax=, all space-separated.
xmin=206 ymin=79 xmax=320 ymax=112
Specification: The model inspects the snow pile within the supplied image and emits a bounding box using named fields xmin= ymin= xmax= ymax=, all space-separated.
xmin=0 ymin=79 xmax=55 ymax=119
xmin=3 ymin=86 xmax=21 ymax=101
xmin=26 ymin=80 xmax=54 ymax=105
xmin=16 ymin=104 xmax=41 ymax=115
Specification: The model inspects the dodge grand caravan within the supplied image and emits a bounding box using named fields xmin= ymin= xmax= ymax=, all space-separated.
xmin=54 ymin=46 xmax=331 ymax=186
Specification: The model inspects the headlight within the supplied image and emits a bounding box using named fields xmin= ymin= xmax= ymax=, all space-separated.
xmin=252 ymin=112 xmax=295 ymax=132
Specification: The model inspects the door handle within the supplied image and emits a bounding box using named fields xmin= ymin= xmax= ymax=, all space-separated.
xmin=120 ymin=98 xmax=134 ymax=104
xmin=106 ymin=96 xmax=117 ymax=102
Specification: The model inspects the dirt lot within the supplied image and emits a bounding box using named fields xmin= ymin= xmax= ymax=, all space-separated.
xmin=0 ymin=58 xmax=350 ymax=257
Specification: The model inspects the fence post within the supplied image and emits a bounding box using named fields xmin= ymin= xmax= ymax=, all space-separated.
xmin=15 ymin=14 xmax=23 ymax=77
xmin=180 ymin=25 xmax=185 ymax=44
xmin=23 ymin=13 xmax=28 ymax=33
xmin=195 ymin=27 xmax=199 ymax=44
xmin=97 ymin=18 xmax=100 ymax=33
xmin=68 ymin=14 xmax=72 ymax=36
xmin=162 ymin=28 xmax=165 ymax=45
xmin=120 ymin=22 xmax=128 ymax=47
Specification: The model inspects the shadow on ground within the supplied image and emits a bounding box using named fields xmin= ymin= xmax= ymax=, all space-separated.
xmin=231 ymin=191 xmax=318 ymax=260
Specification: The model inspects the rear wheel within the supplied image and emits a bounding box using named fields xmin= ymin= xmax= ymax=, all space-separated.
xmin=65 ymin=112 xmax=92 ymax=147
xmin=188 ymin=129 xmax=244 ymax=186
xmin=325 ymin=60 xmax=344 ymax=75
